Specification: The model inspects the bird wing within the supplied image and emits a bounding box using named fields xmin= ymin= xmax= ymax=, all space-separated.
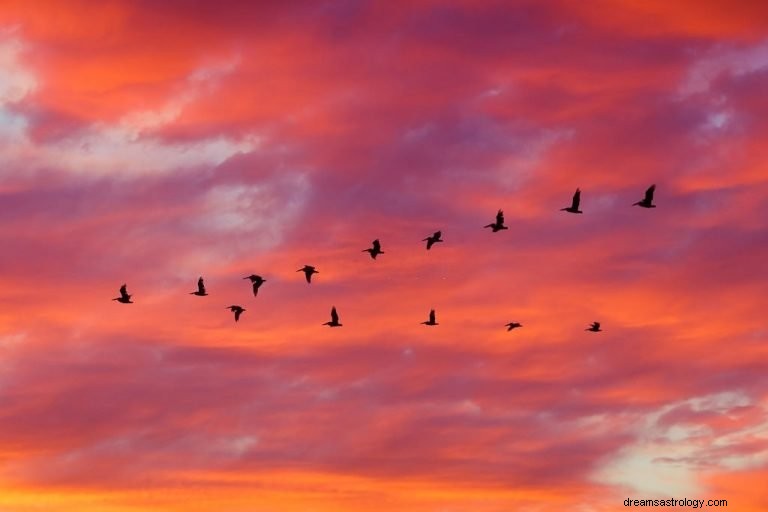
xmin=645 ymin=184 xmax=656 ymax=202
xmin=593 ymin=322 xmax=600 ymax=329
xmin=197 ymin=277 xmax=205 ymax=294
xmin=235 ymin=309 xmax=242 ymax=321
xmin=331 ymin=307 xmax=338 ymax=324
xmin=434 ymin=231 xmax=441 ymax=239
xmin=119 ymin=284 xmax=129 ymax=298
xmin=426 ymin=238 xmax=434 ymax=249
xmin=429 ymin=309 xmax=435 ymax=323
xmin=496 ymin=209 xmax=504 ymax=224
xmin=372 ymin=239 xmax=381 ymax=251
xmin=572 ymin=189 xmax=581 ymax=209
xmin=252 ymin=282 xmax=259 ymax=296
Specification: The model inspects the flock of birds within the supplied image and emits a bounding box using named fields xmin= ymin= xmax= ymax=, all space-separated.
xmin=113 ymin=185 xmax=658 ymax=332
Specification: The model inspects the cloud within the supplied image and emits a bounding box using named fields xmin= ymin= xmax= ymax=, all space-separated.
xmin=1 ymin=2 xmax=768 ymax=511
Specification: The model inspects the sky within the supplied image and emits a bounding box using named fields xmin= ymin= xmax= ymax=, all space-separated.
xmin=1 ymin=1 xmax=768 ymax=510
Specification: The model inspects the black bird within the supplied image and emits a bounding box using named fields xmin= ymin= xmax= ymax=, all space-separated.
xmin=505 ymin=322 xmax=522 ymax=331
xmin=226 ymin=305 xmax=246 ymax=322
xmin=633 ymin=184 xmax=657 ymax=208
xmin=112 ymin=284 xmax=133 ymax=304
xmin=422 ymin=309 xmax=438 ymax=326
xmin=561 ymin=188 xmax=583 ymax=214
xmin=297 ymin=265 xmax=319 ymax=283
xmin=190 ymin=277 xmax=208 ymax=296
xmin=586 ymin=321 xmax=602 ymax=332
xmin=363 ymin=239 xmax=384 ymax=259
xmin=484 ymin=209 xmax=508 ymax=232
xmin=323 ymin=306 xmax=342 ymax=327
xmin=423 ymin=231 xmax=443 ymax=250
xmin=243 ymin=274 xmax=266 ymax=296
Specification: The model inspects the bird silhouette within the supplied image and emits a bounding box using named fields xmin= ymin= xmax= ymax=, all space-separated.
xmin=561 ymin=188 xmax=583 ymax=214
xmin=363 ymin=239 xmax=384 ymax=259
xmin=226 ymin=305 xmax=246 ymax=322
xmin=190 ymin=277 xmax=208 ymax=296
xmin=484 ymin=209 xmax=508 ymax=232
xmin=505 ymin=322 xmax=522 ymax=331
xmin=112 ymin=284 xmax=133 ymax=304
xmin=586 ymin=321 xmax=602 ymax=332
xmin=297 ymin=265 xmax=319 ymax=283
xmin=243 ymin=274 xmax=266 ymax=296
xmin=423 ymin=231 xmax=443 ymax=250
xmin=422 ymin=309 xmax=438 ymax=326
xmin=323 ymin=306 xmax=342 ymax=327
xmin=633 ymin=184 xmax=657 ymax=208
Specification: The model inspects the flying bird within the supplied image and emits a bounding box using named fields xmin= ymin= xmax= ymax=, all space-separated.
xmin=112 ymin=284 xmax=133 ymax=304
xmin=586 ymin=321 xmax=602 ymax=332
xmin=423 ymin=231 xmax=443 ymax=250
xmin=561 ymin=188 xmax=583 ymax=214
xmin=484 ymin=209 xmax=508 ymax=232
xmin=422 ymin=309 xmax=438 ymax=326
xmin=243 ymin=274 xmax=266 ymax=296
xmin=633 ymin=184 xmax=657 ymax=208
xmin=363 ymin=239 xmax=384 ymax=259
xmin=190 ymin=277 xmax=208 ymax=296
xmin=226 ymin=305 xmax=246 ymax=322
xmin=297 ymin=265 xmax=319 ymax=283
xmin=323 ymin=306 xmax=342 ymax=327
xmin=505 ymin=322 xmax=523 ymax=331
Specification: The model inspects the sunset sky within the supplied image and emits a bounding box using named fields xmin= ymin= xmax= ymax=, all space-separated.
xmin=1 ymin=1 xmax=768 ymax=510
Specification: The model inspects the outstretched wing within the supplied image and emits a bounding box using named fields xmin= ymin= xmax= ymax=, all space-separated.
xmin=434 ymin=231 xmax=441 ymax=239
xmin=372 ymin=239 xmax=381 ymax=252
xmin=426 ymin=238 xmax=434 ymax=250
xmin=234 ymin=309 xmax=242 ymax=321
xmin=496 ymin=209 xmax=504 ymax=225
xmin=593 ymin=321 xmax=600 ymax=329
xmin=252 ymin=282 xmax=260 ymax=296
xmin=644 ymin=184 xmax=656 ymax=202
xmin=429 ymin=309 xmax=436 ymax=323
xmin=119 ymin=284 xmax=129 ymax=298
xmin=197 ymin=277 xmax=206 ymax=294
xmin=572 ymin=188 xmax=581 ymax=210
xmin=331 ymin=306 xmax=338 ymax=324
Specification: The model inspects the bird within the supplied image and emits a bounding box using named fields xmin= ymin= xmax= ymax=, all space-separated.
xmin=226 ymin=305 xmax=246 ymax=322
xmin=323 ymin=306 xmax=342 ymax=327
xmin=423 ymin=231 xmax=443 ymax=250
xmin=586 ymin=321 xmax=602 ymax=332
xmin=112 ymin=284 xmax=133 ymax=304
xmin=362 ymin=239 xmax=384 ymax=259
xmin=484 ymin=209 xmax=508 ymax=232
xmin=297 ymin=265 xmax=319 ymax=283
xmin=505 ymin=322 xmax=523 ymax=331
xmin=190 ymin=277 xmax=208 ymax=296
xmin=422 ymin=309 xmax=438 ymax=326
xmin=633 ymin=184 xmax=657 ymax=208
xmin=561 ymin=188 xmax=583 ymax=214
xmin=243 ymin=274 xmax=266 ymax=296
